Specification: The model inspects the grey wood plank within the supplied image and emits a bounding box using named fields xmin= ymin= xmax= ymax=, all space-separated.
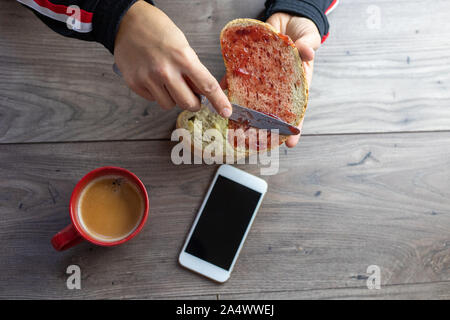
xmin=219 ymin=281 xmax=450 ymax=300
xmin=1 ymin=0 xmax=450 ymax=143
xmin=0 ymin=132 xmax=449 ymax=298
xmin=307 ymin=0 xmax=450 ymax=135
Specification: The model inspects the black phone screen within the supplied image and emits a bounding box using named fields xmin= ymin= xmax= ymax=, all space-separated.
xmin=185 ymin=175 xmax=263 ymax=270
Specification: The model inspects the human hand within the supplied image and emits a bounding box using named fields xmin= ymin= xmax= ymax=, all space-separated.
xmin=266 ymin=13 xmax=321 ymax=147
xmin=114 ymin=1 xmax=232 ymax=117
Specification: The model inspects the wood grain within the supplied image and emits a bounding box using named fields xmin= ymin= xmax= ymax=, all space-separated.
xmin=219 ymin=281 xmax=450 ymax=300
xmin=307 ymin=0 xmax=450 ymax=135
xmin=0 ymin=132 xmax=448 ymax=298
xmin=1 ymin=0 xmax=448 ymax=301
xmin=1 ymin=0 xmax=450 ymax=143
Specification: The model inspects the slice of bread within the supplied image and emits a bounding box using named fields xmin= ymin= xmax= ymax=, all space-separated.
xmin=176 ymin=18 xmax=308 ymax=161
xmin=176 ymin=102 xmax=248 ymax=162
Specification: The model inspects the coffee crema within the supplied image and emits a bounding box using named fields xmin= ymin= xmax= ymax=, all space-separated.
xmin=78 ymin=176 xmax=144 ymax=241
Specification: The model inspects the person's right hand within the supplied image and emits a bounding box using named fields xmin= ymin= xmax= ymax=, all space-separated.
xmin=114 ymin=1 xmax=232 ymax=117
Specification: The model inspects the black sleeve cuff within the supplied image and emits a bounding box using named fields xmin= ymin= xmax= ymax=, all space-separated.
xmin=92 ymin=0 xmax=154 ymax=54
xmin=263 ymin=0 xmax=330 ymax=39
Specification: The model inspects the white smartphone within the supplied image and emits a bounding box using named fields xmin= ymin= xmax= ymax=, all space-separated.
xmin=179 ymin=164 xmax=268 ymax=283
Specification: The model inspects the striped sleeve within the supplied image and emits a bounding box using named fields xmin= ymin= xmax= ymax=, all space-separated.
xmin=264 ymin=0 xmax=339 ymax=43
xmin=17 ymin=0 xmax=154 ymax=53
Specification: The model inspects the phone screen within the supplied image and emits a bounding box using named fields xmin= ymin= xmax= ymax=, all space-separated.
xmin=185 ymin=175 xmax=263 ymax=270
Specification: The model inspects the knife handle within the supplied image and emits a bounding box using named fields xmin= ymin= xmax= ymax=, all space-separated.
xmin=112 ymin=63 xmax=122 ymax=77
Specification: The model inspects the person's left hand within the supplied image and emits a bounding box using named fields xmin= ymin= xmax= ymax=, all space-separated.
xmin=266 ymin=12 xmax=322 ymax=147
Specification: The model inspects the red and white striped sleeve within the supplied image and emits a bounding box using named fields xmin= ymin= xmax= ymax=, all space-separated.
xmin=264 ymin=0 xmax=339 ymax=43
xmin=17 ymin=0 xmax=154 ymax=53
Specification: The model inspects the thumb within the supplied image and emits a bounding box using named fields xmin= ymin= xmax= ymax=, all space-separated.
xmin=294 ymin=33 xmax=320 ymax=62
xmin=295 ymin=35 xmax=320 ymax=61
xmin=266 ymin=15 xmax=282 ymax=33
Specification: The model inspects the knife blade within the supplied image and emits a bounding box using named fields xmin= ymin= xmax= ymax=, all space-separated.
xmin=200 ymin=95 xmax=300 ymax=136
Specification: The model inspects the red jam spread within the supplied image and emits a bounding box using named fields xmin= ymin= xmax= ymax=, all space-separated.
xmin=227 ymin=120 xmax=283 ymax=151
xmin=221 ymin=24 xmax=298 ymax=150
xmin=278 ymin=33 xmax=296 ymax=48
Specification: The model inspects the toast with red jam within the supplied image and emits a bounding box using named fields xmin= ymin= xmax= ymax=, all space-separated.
xmin=176 ymin=18 xmax=308 ymax=160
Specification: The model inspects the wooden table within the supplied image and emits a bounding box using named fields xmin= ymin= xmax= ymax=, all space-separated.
xmin=1 ymin=0 xmax=449 ymax=299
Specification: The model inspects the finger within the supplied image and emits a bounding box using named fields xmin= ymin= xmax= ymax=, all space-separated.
xmin=285 ymin=119 xmax=304 ymax=148
xmin=266 ymin=15 xmax=281 ymax=33
xmin=295 ymin=40 xmax=316 ymax=62
xmin=165 ymin=74 xmax=201 ymax=111
xmin=130 ymin=84 xmax=155 ymax=102
xmin=146 ymin=80 xmax=176 ymax=110
xmin=285 ymin=133 xmax=300 ymax=148
xmin=185 ymin=62 xmax=232 ymax=117
xmin=183 ymin=75 xmax=201 ymax=95
xmin=302 ymin=60 xmax=314 ymax=86
xmin=294 ymin=27 xmax=321 ymax=49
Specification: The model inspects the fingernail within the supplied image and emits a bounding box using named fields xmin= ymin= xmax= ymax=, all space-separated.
xmin=221 ymin=107 xmax=232 ymax=118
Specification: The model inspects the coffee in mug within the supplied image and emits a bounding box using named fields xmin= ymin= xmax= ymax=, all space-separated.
xmin=78 ymin=176 xmax=145 ymax=241
xmin=51 ymin=167 xmax=149 ymax=251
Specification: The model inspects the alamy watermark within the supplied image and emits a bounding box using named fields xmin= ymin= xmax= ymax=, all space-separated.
xmin=65 ymin=263 xmax=382 ymax=290
xmin=366 ymin=265 xmax=381 ymax=290
xmin=170 ymin=123 xmax=281 ymax=175
xmin=66 ymin=264 xmax=81 ymax=290
xmin=366 ymin=5 xmax=381 ymax=30
xmin=66 ymin=5 xmax=81 ymax=31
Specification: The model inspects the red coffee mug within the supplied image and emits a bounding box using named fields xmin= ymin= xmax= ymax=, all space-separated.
xmin=51 ymin=166 xmax=149 ymax=251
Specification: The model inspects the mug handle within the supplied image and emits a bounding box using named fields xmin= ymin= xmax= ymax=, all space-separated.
xmin=51 ymin=224 xmax=84 ymax=251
